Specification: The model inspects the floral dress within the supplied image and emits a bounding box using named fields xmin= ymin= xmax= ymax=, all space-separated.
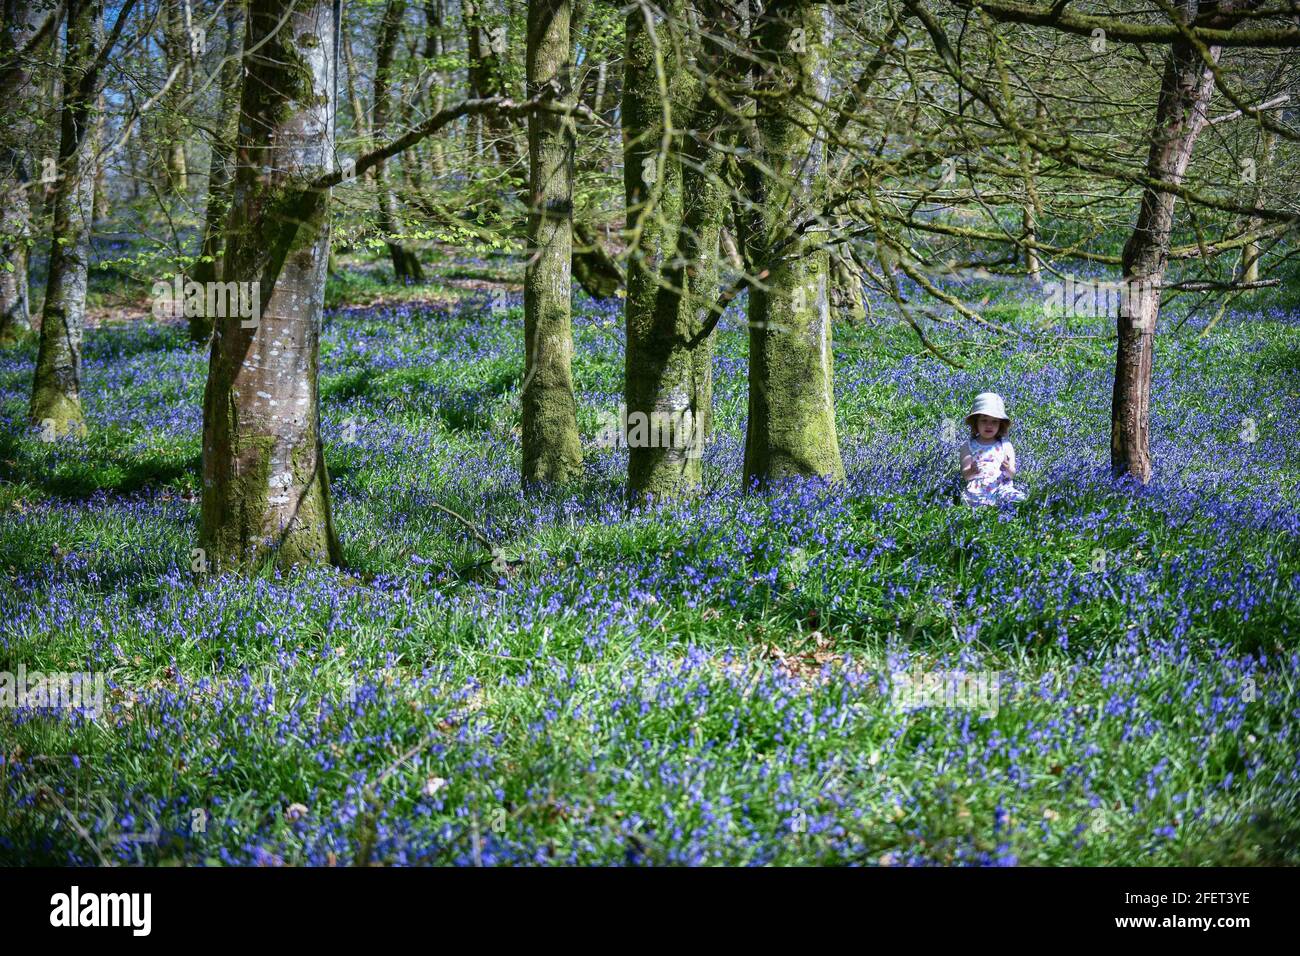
xmin=961 ymin=437 xmax=1026 ymax=506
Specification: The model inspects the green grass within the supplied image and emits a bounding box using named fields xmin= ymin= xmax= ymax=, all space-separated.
xmin=1 ymin=256 xmax=1298 ymax=865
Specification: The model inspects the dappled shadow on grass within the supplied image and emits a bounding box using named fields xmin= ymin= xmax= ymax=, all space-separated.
xmin=320 ymin=366 xmax=377 ymax=404
xmin=322 ymin=363 xmax=522 ymax=435
xmin=0 ymin=427 xmax=199 ymax=500
xmin=1180 ymin=808 xmax=1300 ymax=866
xmin=334 ymin=466 xmax=626 ymax=580
xmin=81 ymin=321 xmax=191 ymax=362
xmin=0 ymin=550 xmax=189 ymax=612
xmin=1256 ymin=342 xmax=1300 ymax=378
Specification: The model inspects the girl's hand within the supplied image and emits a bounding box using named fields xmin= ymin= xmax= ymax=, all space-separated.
xmin=1000 ymin=458 xmax=1014 ymax=478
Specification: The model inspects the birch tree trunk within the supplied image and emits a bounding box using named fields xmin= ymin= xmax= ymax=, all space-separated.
xmin=742 ymin=0 xmax=844 ymax=487
xmin=1112 ymin=23 xmax=1219 ymax=483
xmin=521 ymin=0 xmax=583 ymax=485
xmin=199 ymin=0 xmax=342 ymax=570
xmin=190 ymin=3 xmax=245 ymax=342
xmin=29 ymin=0 xmax=103 ymax=436
xmin=0 ymin=0 xmax=44 ymax=346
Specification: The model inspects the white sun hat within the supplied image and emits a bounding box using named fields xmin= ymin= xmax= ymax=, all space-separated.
xmin=965 ymin=392 xmax=1010 ymax=427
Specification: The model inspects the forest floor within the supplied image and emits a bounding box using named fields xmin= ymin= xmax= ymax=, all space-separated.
xmin=2 ymin=255 xmax=1299 ymax=864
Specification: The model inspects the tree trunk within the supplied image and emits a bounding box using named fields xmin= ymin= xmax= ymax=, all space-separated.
xmin=742 ymin=0 xmax=844 ymax=487
xmin=199 ymin=0 xmax=342 ymax=570
xmin=159 ymin=0 xmax=190 ymax=195
xmin=466 ymin=0 xmax=522 ymax=181
xmin=1111 ymin=26 xmax=1219 ymax=484
xmin=422 ymin=0 xmax=447 ymax=178
xmin=0 ymin=0 xmax=44 ymax=346
xmin=622 ymin=0 xmax=727 ymax=498
xmin=92 ymin=92 xmax=110 ymax=223
xmin=342 ymin=29 xmax=371 ymax=167
xmin=1023 ymin=99 xmax=1044 ymax=283
xmin=1239 ymin=132 xmax=1274 ymax=284
xmin=1024 ymin=206 xmax=1041 ymax=282
xmin=375 ymin=0 xmax=423 ymax=283
xmin=467 ymin=0 xmax=621 ymax=299
xmin=521 ymin=0 xmax=583 ymax=486
xmin=30 ymin=0 xmax=103 ymax=436
xmin=572 ymin=219 xmax=622 ymax=299
xmin=830 ymin=244 xmax=865 ymax=324
xmin=189 ymin=3 xmax=245 ymax=343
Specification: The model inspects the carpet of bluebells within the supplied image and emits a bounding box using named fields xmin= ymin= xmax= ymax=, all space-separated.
xmin=2 ymin=258 xmax=1299 ymax=865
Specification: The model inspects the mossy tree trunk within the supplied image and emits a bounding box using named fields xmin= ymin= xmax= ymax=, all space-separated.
xmin=468 ymin=0 xmax=621 ymax=300
xmin=159 ymin=0 xmax=190 ymax=195
xmin=1112 ymin=23 xmax=1218 ymax=484
xmin=29 ymin=0 xmax=103 ymax=436
xmin=572 ymin=218 xmax=623 ymax=300
xmin=375 ymin=0 xmax=424 ymax=283
xmin=199 ymin=0 xmax=342 ymax=571
xmin=741 ymin=0 xmax=844 ymax=488
xmin=189 ymin=3 xmax=246 ymax=343
xmin=521 ymin=0 xmax=583 ymax=486
xmin=342 ymin=28 xmax=371 ymax=170
xmin=0 ymin=0 xmax=44 ymax=347
xmin=830 ymin=245 xmax=865 ymax=324
xmin=466 ymin=0 xmax=520 ymax=179
xmin=622 ymin=0 xmax=727 ymax=499
xmin=1239 ymin=132 xmax=1274 ymax=285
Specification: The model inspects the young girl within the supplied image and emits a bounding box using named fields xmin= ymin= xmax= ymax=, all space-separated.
xmin=958 ymin=392 xmax=1026 ymax=507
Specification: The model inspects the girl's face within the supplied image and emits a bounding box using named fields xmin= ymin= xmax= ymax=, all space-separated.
xmin=972 ymin=415 xmax=1002 ymax=440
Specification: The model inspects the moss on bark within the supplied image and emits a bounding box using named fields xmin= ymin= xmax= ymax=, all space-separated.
xmin=199 ymin=0 xmax=342 ymax=572
xmin=622 ymin=0 xmax=725 ymax=500
xmin=29 ymin=0 xmax=102 ymax=435
xmin=741 ymin=0 xmax=844 ymax=488
xmin=521 ymin=0 xmax=583 ymax=487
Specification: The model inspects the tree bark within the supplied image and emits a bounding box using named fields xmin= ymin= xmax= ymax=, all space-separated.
xmin=342 ymin=28 xmax=371 ymax=165
xmin=92 ymin=92 xmax=111 ymax=223
xmin=572 ymin=218 xmax=623 ymax=300
xmin=830 ymin=244 xmax=865 ymax=324
xmin=375 ymin=0 xmax=424 ymax=282
xmin=622 ymin=0 xmax=727 ymax=498
xmin=521 ymin=0 xmax=583 ymax=485
xmin=1111 ymin=21 xmax=1220 ymax=483
xmin=466 ymin=0 xmax=520 ymax=177
xmin=0 ymin=0 xmax=44 ymax=346
xmin=422 ymin=0 xmax=447 ymax=178
xmin=199 ymin=0 xmax=342 ymax=570
xmin=467 ymin=0 xmax=621 ymax=299
xmin=159 ymin=0 xmax=190 ymax=194
xmin=30 ymin=0 xmax=103 ymax=436
xmin=1239 ymin=132 xmax=1274 ymax=284
xmin=189 ymin=3 xmax=245 ymax=342
xmin=1023 ymin=99 xmax=1045 ymax=283
xmin=742 ymin=0 xmax=844 ymax=487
